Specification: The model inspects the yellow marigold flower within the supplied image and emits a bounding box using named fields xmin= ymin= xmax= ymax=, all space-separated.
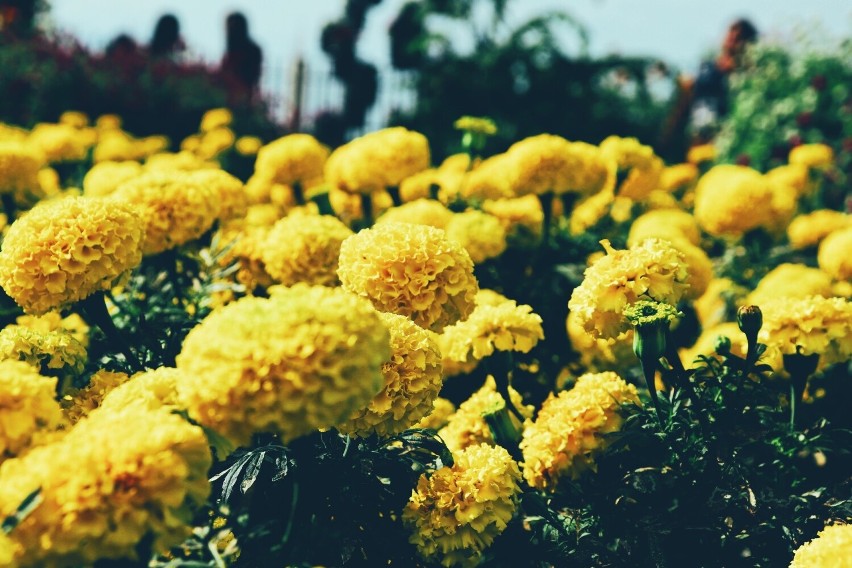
xmin=454 ymin=116 xmax=497 ymax=135
xmin=326 ymin=127 xmax=430 ymax=194
xmin=818 ymin=226 xmax=852 ymax=282
xmin=93 ymin=129 xmax=139 ymax=162
xmin=176 ymin=286 xmax=390 ymax=446
xmin=507 ymin=135 xmax=608 ymax=197
xmin=746 ymin=263 xmax=834 ymax=307
xmin=186 ymin=168 xmax=247 ymax=221
xmin=627 ymin=208 xmax=701 ymax=247
xmin=28 ymin=123 xmax=89 ymax=163
xmin=111 ymin=171 xmax=217 ymax=255
xmin=440 ymin=153 xmax=472 ymax=173
xmin=140 ymin=135 xmax=169 ymax=157
xmin=659 ymin=163 xmax=698 ymax=192
xmin=0 ymin=325 xmax=87 ymax=380
xmin=444 ymin=209 xmax=508 ymax=264
xmin=37 ymin=166 xmax=61 ymax=197
xmin=482 ymin=195 xmax=544 ymax=248
xmin=787 ymin=210 xmax=851 ymax=250
xmin=338 ymin=223 xmax=479 ymax=333
xmin=458 ymin=153 xmax=513 ymax=201
xmin=599 ymin=135 xmax=663 ymax=200
xmin=0 ymin=405 xmax=211 ymax=566
xmin=0 ymin=140 xmax=44 ymax=198
xmin=790 ymin=523 xmax=852 ymax=568
xmin=680 ymin=322 xmax=749 ymax=366
xmin=218 ymin=221 xmax=276 ymax=292
xmin=260 ymin=213 xmax=353 ymax=286
xmin=566 ymin=309 xmax=635 ymax=374
xmin=438 ymin=376 xmax=533 ymax=453
xmin=59 ymin=111 xmax=89 ymax=128
xmin=440 ymin=293 xmax=543 ymax=369
xmin=789 ymin=143 xmax=834 ymax=169
xmin=693 ymin=278 xmax=747 ymax=329
xmin=569 ymin=187 xmax=615 ymax=235
xmin=0 ymin=196 xmax=145 ymax=314
xmin=15 ymin=311 xmax=90 ymax=348
xmin=60 ymin=369 xmax=129 ymax=424
xmin=415 ymin=397 xmax=456 ymax=430
xmin=196 ymin=127 xmax=236 ymax=160
xmin=520 ymin=371 xmax=639 ymax=490
xmin=663 ymin=237 xmax=713 ymax=299
xmin=686 ymin=144 xmax=716 ymax=165
xmin=403 ymin=443 xmax=522 ymax=568
xmin=328 ymin=186 xmax=393 ymax=225
xmin=0 ymin=532 xmax=15 ymax=567
xmin=0 ymin=360 xmax=63 ymax=460
xmin=376 ymin=198 xmax=455 ymax=229
xmin=100 ymin=367 xmax=183 ymax=413
xmin=693 ymin=165 xmax=777 ymax=237
xmin=144 ymin=150 xmax=217 ymax=172
xmin=759 ymin=295 xmax=851 ymax=367
xmin=245 ymin=172 xmax=297 ymax=212
xmin=200 ymin=107 xmax=233 ymax=132
xmin=236 ymin=135 xmax=263 ymax=156
xmin=95 ymin=114 xmax=122 ymax=130
xmin=82 ymin=160 xmax=144 ymax=197
xmin=399 ymin=168 xmax=444 ymax=202
xmin=765 ymin=178 xmax=800 ymax=235
xmin=338 ymin=311 xmax=443 ymax=437
xmin=765 ymin=163 xmax=811 ymax=197
xmin=568 ymin=239 xmax=689 ymax=340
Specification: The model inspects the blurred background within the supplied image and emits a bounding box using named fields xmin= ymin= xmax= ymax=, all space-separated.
xmin=2 ymin=0 xmax=850 ymax=164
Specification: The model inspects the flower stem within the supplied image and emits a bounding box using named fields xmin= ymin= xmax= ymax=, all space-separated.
xmin=360 ymin=192 xmax=374 ymax=227
xmin=537 ymin=191 xmax=554 ymax=249
xmin=292 ymin=180 xmax=304 ymax=206
xmin=78 ymin=291 xmax=142 ymax=372
xmin=640 ymin=353 xmax=664 ymax=426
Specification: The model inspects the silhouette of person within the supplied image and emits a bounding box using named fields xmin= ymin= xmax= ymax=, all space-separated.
xmin=220 ymin=12 xmax=263 ymax=104
xmin=148 ymin=14 xmax=185 ymax=62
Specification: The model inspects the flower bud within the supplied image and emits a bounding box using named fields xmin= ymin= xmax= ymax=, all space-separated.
xmin=737 ymin=305 xmax=763 ymax=339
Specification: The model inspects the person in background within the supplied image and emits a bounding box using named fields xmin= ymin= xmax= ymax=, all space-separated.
xmin=659 ymin=19 xmax=759 ymax=157
xmin=148 ymin=13 xmax=185 ymax=62
xmin=220 ymin=11 xmax=263 ymax=105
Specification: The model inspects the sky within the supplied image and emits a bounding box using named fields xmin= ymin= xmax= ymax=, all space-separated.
xmin=47 ymin=0 xmax=851 ymax=125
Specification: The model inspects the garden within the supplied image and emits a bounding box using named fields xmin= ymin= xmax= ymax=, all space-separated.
xmin=0 ymin=2 xmax=850 ymax=568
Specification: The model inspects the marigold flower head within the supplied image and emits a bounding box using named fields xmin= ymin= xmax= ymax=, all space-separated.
xmin=599 ymin=135 xmax=663 ymax=200
xmin=659 ymin=163 xmax=698 ymax=192
xmin=567 ymin=239 xmax=690 ymax=340
xmin=758 ymin=295 xmax=851 ymax=369
xmin=746 ymin=263 xmax=834 ymax=307
xmin=176 ymin=286 xmax=391 ymax=447
xmin=566 ymin=309 xmax=635 ymax=373
xmin=255 ymin=133 xmax=329 ymax=186
xmin=186 ymin=168 xmax=248 ymax=221
xmin=818 ymin=226 xmax=852 ymax=282
xmin=338 ymin=223 xmax=479 ymax=333
xmin=789 ymin=143 xmax=834 ymax=169
xmin=686 ymin=144 xmax=716 ymax=165
xmin=0 ymin=325 xmax=87 ymax=381
xmin=506 ymin=135 xmax=609 ymax=197
xmin=664 ymin=237 xmax=713 ymax=299
xmin=28 ymin=123 xmax=89 ymax=163
xmin=196 ymin=127 xmax=235 ymax=159
xmin=0 ymin=405 xmax=211 ymax=566
xmin=99 ymin=367 xmax=184 ymax=414
xmin=569 ymin=187 xmax=615 ymax=235
xmin=58 ymin=111 xmax=89 ymax=128
xmin=261 ymin=212 xmax=354 ymax=286
xmin=520 ymin=371 xmax=639 ymax=490
xmin=693 ymin=165 xmax=777 ymax=237
xmin=444 ymin=209 xmax=508 ymax=264
xmin=787 ymin=210 xmax=851 ymax=250
xmin=144 ymin=150 xmax=217 ymax=172
xmin=438 ymin=376 xmax=533 ymax=453
xmin=0 ymin=140 xmax=44 ymax=199
xmin=457 ymin=153 xmax=513 ymax=201
xmin=111 ymin=171 xmax=217 ymax=255
xmin=0 ymin=360 xmax=63 ymax=460
xmin=693 ymin=277 xmax=748 ymax=329
xmin=338 ymin=311 xmax=443 ymax=437
xmin=0 ymin=196 xmax=145 ymax=314
xmin=454 ymin=116 xmax=497 ymax=135
xmin=440 ymin=293 xmax=544 ymax=370
xmin=200 ymin=107 xmax=233 ymax=132
xmin=326 ymin=127 xmax=430 ymax=194
xmin=376 ymin=198 xmax=455 ymax=229
xmin=82 ymin=160 xmax=144 ymax=197
xmin=790 ymin=523 xmax=852 ymax=568
xmin=61 ymin=369 xmax=130 ymax=424
xmin=235 ymin=135 xmax=263 ymax=156
xmin=765 ymin=163 xmax=811 ymax=197
xmin=627 ymin=208 xmax=701 ymax=248
xmin=403 ymin=443 xmax=522 ymax=568
xmin=482 ymin=195 xmax=544 ymax=248
xmin=15 ymin=311 xmax=90 ymax=348
xmin=415 ymin=397 xmax=456 ymax=430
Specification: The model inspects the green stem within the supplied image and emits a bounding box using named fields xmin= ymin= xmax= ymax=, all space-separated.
xmin=640 ymin=353 xmax=664 ymax=426
xmin=292 ymin=180 xmax=304 ymax=206
xmin=387 ymin=185 xmax=401 ymax=207
xmin=360 ymin=192 xmax=374 ymax=227
xmin=78 ymin=291 xmax=143 ymax=371
xmin=484 ymin=350 xmax=524 ymax=422
xmin=789 ymin=383 xmax=798 ymax=431
xmin=1 ymin=193 xmax=17 ymax=223
xmin=537 ymin=191 xmax=554 ymax=249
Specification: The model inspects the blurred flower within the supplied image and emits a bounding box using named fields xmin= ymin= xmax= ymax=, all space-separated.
xmin=787 ymin=210 xmax=851 ymax=250
xmin=789 ymin=143 xmax=834 ymax=169
xmin=0 ymin=140 xmax=44 ymax=204
xmin=28 ymin=123 xmax=89 ymax=163
xmin=403 ymin=443 xmax=521 ymax=568
xmin=176 ymin=286 xmax=390 ymax=447
xmin=338 ymin=311 xmax=443 ymax=437
xmin=414 ymin=397 xmax=456 ymax=431
xmin=599 ymin=135 xmax=663 ymax=200
xmin=61 ymin=369 xmax=129 ymax=424
xmin=693 ymin=164 xmax=777 ymax=237
xmin=338 ymin=223 xmax=478 ymax=333
xmin=376 ymin=198 xmax=455 ymax=229
xmin=0 ymin=325 xmax=87 ymax=385
xmin=481 ymin=194 xmax=543 ymax=248
xmin=506 ymin=135 xmax=609 ymax=197
xmin=520 ymin=371 xmax=639 ymax=490
xmin=260 ymin=212 xmax=353 ymax=287
xmin=659 ymin=163 xmax=698 ymax=192
xmin=693 ymin=278 xmax=748 ymax=329
xmin=0 ymin=359 xmax=63 ymax=460
xmin=0 ymin=196 xmax=145 ymax=314
xmin=746 ymin=263 xmax=834 ymax=307
xmin=568 ymin=239 xmax=689 ymax=340
xmin=82 ymin=160 xmax=144 ymax=197
xmin=818 ymin=226 xmax=852 ymax=282
xmin=235 ymin=135 xmax=263 ymax=156
xmin=759 ymin=295 xmax=851 ymax=367
xmin=444 ymin=209 xmax=507 ymax=263
xmin=627 ymin=209 xmax=701 ymax=248
xmin=680 ymin=322 xmax=748 ymax=366
xmin=58 ymin=111 xmax=89 ymax=128
xmin=566 ymin=309 xmax=636 ymax=374
xmin=199 ymin=107 xmax=233 ymax=133
xmin=454 ymin=116 xmax=497 ymax=135
xmin=99 ymin=367 xmax=184 ymax=414
xmin=186 ymin=168 xmax=247 ymax=221
xmin=686 ymin=144 xmax=716 ymax=165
